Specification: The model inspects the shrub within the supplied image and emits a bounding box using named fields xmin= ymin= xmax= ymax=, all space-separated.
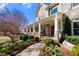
xmin=39 ymin=44 xmax=64 ymax=56
xmin=59 ymin=34 xmax=67 ymax=43
xmin=63 ymin=15 xmax=71 ymax=35
xmin=20 ymin=34 xmax=29 ymax=41
xmin=49 ymin=44 xmax=64 ymax=56
xmin=72 ymin=44 xmax=79 ymax=56
xmin=23 ymin=35 xmax=29 ymax=41
xmin=35 ymin=37 xmax=40 ymax=42
xmin=0 ymin=43 xmax=15 ymax=54
xmin=43 ymin=38 xmax=54 ymax=46
xmin=28 ymin=35 xmax=34 ymax=39
xmin=13 ymin=42 xmax=28 ymax=50
xmin=39 ymin=46 xmax=53 ymax=56
xmin=66 ymin=36 xmax=79 ymax=45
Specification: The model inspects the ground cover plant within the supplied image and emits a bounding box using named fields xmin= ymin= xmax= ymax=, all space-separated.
xmin=0 ymin=35 xmax=39 ymax=56
xmin=66 ymin=36 xmax=79 ymax=45
xmin=71 ymin=44 xmax=79 ymax=56
xmin=39 ymin=38 xmax=64 ymax=56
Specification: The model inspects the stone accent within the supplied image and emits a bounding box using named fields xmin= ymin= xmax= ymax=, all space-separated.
xmin=63 ymin=40 xmax=75 ymax=51
xmin=59 ymin=44 xmax=73 ymax=56
xmin=58 ymin=3 xmax=71 ymax=13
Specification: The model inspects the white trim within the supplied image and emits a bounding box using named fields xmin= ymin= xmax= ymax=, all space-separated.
xmin=50 ymin=5 xmax=58 ymax=15
xmin=71 ymin=21 xmax=73 ymax=35
xmin=54 ymin=14 xmax=59 ymax=42
xmin=72 ymin=19 xmax=79 ymax=35
xmin=71 ymin=4 xmax=79 ymax=10
xmin=73 ymin=20 xmax=79 ymax=22
xmin=58 ymin=4 xmax=70 ymax=13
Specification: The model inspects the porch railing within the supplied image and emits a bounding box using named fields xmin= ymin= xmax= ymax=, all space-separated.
xmin=27 ymin=32 xmax=41 ymax=37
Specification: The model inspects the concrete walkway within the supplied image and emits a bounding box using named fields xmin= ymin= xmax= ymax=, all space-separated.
xmin=17 ymin=42 xmax=45 ymax=56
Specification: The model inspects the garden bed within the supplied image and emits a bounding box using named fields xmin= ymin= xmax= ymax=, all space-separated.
xmin=0 ymin=35 xmax=40 ymax=56
xmin=39 ymin=38 xmax=64 ymax=56
xmin=0 ymin=40 xmax=37 ymax=56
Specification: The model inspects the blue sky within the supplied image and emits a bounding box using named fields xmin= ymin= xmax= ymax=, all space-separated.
xmin=7 ymin=3 xmax=40 ymax=25
xmin=0 ymin=3 xmax=40 ymax=24
xmin=0 ymin=3 xmax=51 ymax=25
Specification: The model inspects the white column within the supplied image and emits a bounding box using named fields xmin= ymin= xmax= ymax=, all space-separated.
xmin=54 ymin=14 xmax=59 ymax=42
xmin=29 ymin=27 xmax=31 ymax=35
xmin=38 ymin=23 xmax=41 ymax=32
xmin=33 ymin=25 xmax=35 ymax=36
xmin=38 ymin=23 xmax=41 ymax=37
xmin=33 ymin=25 xmax=35 ymax=32
xmin=71 ymin=21 xmax=73 ymax=35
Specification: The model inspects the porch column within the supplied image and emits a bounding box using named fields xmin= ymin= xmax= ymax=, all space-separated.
xmin=33 ymin=25 xmax=35 ymax=36
xmin=38 ymin=23 xmax=41 ymax=37
xmin=29 ymin=27 xmax=31 ymax=35
xmin=71 ymin=21 xmax=73 ymax=35
xmin=54 ymin=14 xmax=59 ymax=42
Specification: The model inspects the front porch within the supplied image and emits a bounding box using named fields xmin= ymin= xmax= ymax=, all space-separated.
xmin=28 ymin=12 xmax=63 ymax=42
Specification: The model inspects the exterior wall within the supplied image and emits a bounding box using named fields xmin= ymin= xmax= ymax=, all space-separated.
xmin=66 ymin=5 xmax=79 ymax=20
xmin=63 ymin=40 xmax=75 ymax=51
xmin=58 ymin=3 xmax=71 ymax=13
xmin=58 ymin=3 xmax=79 ymax=36
xmin=58 ymin=3 xmax=79 ymax=20
xmin=36 ymin=4 xmax=49 ymax=22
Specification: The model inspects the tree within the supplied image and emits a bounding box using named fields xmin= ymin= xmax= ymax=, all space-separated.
xmin=0 ymin=7 xmax=29 ymax=42
xmin=63 ymin=14 xmax=71 ymax=35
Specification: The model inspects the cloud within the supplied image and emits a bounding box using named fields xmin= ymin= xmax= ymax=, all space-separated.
xmin=22 ymin=3 xmax=33 ymax=9
xmin=0 ymin=3 xmax=8 ymax=10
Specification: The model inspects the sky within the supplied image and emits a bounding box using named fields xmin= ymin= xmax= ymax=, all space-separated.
xmin=0 ymin=3 xmax=51 ymax=25
xmin=0 ymin=3 xmax=40 ymax=25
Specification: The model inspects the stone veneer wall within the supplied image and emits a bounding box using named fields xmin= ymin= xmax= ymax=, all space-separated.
xmin=58 ymin=3 xmax=71 ymax=13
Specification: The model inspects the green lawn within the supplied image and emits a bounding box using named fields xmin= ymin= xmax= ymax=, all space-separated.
xmin=0 ymin=36 xmax=12 ymax=44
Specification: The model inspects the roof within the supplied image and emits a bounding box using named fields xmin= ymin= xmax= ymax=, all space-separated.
xmin=35 ymin=3 xmax=59 ymax=17
xmin=35 ymin=3 xmax=50 ymax=17
xmin=46 ymin=3 xmax=59 ymax=10
xmin=35 ymin=4 xmax=42 ymax=17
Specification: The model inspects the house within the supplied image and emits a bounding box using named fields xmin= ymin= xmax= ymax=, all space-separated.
xmin=27 ymin=3 xmax=79 ymax=42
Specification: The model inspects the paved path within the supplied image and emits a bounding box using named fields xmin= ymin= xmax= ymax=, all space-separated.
xmin=17 ymin=42 xmax=45 ymax=56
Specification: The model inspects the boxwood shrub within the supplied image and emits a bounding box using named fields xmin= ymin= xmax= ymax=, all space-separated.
xmin=66 ymin=36 xmax=79 ymax=45
xmin=28 ymin=35 xmax=34 ymax=39
xmin=20 ymin=34 xmax=29 ymax=41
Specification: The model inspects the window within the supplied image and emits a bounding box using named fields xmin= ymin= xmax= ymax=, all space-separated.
xmin=51 ymin=7 xmax=57 ymax=14
xmin=72 ymin=18 xmax=79 ymax=35
xmin=71 ymin=3 xmax=79 ymax=8
xmin=73 ymin=22 xmax=79 ymax=35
